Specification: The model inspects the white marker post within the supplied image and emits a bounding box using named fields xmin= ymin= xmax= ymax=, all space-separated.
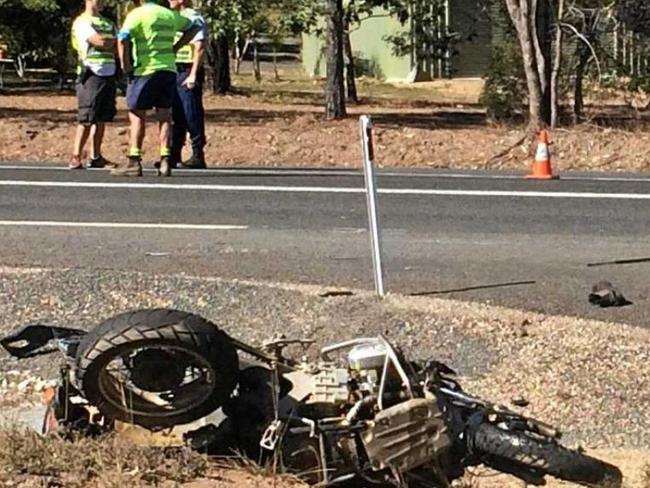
xmin=359 ymin=115 xmax=386 ymax=297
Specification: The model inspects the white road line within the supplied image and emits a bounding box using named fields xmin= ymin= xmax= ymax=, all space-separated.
xmin=0 ymin=180 xmax=360 ymax=192
xmin=2 ymin=165 xmax=650 ymax=182
xmin=2 ymin=179 xmax=650 ymax=199
xmin=0 ymin=220 xmax=248 ymax=230
xmin=0 ymin=165 xmax=360 ymax=177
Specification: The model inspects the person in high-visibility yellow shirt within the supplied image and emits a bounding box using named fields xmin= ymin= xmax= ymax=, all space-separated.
xmin=112 ymin=0 xmax=202 ymax=177
xmin=169 ymin=0 xmax=207 ymax=169
xmin=70 ymin=0 xmax=118 ymax=170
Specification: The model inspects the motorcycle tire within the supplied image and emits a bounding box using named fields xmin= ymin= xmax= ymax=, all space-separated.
xmin=75 ymin=309 xmax=238 ymax=429
xmin=472 ymin=423 xmax=622 ymax=487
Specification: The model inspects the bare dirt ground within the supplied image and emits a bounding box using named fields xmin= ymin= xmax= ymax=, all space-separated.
xmin=0 ymin=266 xmax=649 ymax=487
xmin=2 ymin=72 xmax=650 ymax=172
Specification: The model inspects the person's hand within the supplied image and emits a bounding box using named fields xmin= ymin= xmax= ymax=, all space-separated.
xmin=121 ymin=63 xmax=134 ymax=82
xmin=182 ymin=73 xmax=197 ymax=90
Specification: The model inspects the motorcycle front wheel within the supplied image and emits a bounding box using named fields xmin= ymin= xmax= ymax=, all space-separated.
xmin=472 ymin=423 xmax=622 ymax=488
xmin=76 ymin=309 xmax=239 ymax=430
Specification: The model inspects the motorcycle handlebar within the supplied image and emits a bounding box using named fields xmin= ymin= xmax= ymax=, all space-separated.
xmin=320 ymin=337 xmax=382 ymax=362
xmin=1 ymin=325 xmax=85 ymax=359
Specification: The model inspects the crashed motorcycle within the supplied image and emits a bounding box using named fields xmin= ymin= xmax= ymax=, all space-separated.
xmin=1 ymin=308 xmax=622 ymax=488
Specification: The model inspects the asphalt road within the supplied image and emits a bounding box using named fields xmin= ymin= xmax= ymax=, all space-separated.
xmin=2 ymin=164 xmax=650 ymax=327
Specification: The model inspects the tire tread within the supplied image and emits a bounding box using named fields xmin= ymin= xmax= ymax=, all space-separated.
xmin=75 ymin=308 xmax=238 ymax=429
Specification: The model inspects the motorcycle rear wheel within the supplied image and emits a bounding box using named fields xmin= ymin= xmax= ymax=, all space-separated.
xmin=472 ymin=423 xmax=622 ymax=487
xmin=76 ymin=309 xmax=238 ymax=430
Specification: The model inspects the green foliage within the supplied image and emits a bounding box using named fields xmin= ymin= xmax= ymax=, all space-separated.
xmin=480 ymin=41 xmax=526 ymax=121
xmin=354 ymin=53 xmax=383 ymax=78
xmin=346 ymin=0 xmax=408 ymax=26
xmin=200 ymin=0 xmax=316 ymax=41
xmin=617 ymin=0 xmax=650 ymax=35
xmin=0 ymin=0 xmax=82 ymax=72
xmin=628 ymin=74 xmax=650 ymax=95
xmin=383 ymin=0 xmax=447 ymax=58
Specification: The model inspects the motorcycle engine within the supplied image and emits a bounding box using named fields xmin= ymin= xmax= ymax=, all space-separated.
xmin=347 ymin=342 xmax=388 ymax=396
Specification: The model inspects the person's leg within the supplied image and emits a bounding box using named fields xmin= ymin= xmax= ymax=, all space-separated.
xmin=157 ymin=108 xmax=172 ymax=153
xmin=71 ymin=124 xmax=92 ymax=168
xmin=152 ymin=71 xmax=177 ymax=177
xmin=112 ymin=75 xmax=150 ymax=177
xmin=171 ymin=70 xmax=188 ymax=166
xmin=181 ymin=69 xmax=206 ymax=168
xmin=73 ymin=75 xmax=94 ymax=169
xmin=156 ymin=107 xmax=172 ymax=176
xmin=194 ymin=68 xmax=206 ymax=157
xmin=129 ymin=111 xmax=146 ymax=152
xmin=90 ymin=123 xmax=103 ymax=160
xmin=88 ymin=77 xmax=117 ymax=168
xmin=111 ymin=110 xmax=145 ymax=176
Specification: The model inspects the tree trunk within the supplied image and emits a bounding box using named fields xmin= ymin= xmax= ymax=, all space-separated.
xmin=550 ymin=0 xmax=565 ymax=128
xmin=573 ymin=55 xmax=588 ymax=123
xmin=344 ymin=20 xmax=358 ymax=104
xmin=504 ymin=0 xmax=551 ymax=130
xmin=272 ymin=45 xmax=280 ymax=81
xmin=325 ymin=0 xmax=346 ymax=119
xmin=209 ymin=35 xmax=231 ymax=94
xmin=235 ymin=38 xmax=251 ymax=75
xmin=535 ymin=0 xmax=552 ymax=125
xmin=252 ymin=36 xmax=261 ymax=82
xmin=56 ymin=43 xmax=68 ymax=91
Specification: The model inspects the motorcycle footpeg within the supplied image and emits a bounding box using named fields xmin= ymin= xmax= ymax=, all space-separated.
xmin=260 ymin=419 xmax=283 ymax=451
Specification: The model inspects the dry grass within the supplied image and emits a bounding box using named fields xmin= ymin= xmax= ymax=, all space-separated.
xmin=644 ymin=465 xmax=650 ymax=488
xmin=0 ymin=426 xmax=308 ymax=488
xmin=232 ymin=68 xmax=482 ymax=106
xmin=0 ymin=427 xmax=208 ymax=488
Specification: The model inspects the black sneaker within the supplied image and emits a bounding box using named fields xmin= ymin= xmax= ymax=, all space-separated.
xmin=180 ymin=154 xmax=207 ymax=169
xmin=87 ymin=156 xmax=117 ymax=169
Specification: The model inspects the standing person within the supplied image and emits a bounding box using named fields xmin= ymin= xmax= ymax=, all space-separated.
xmin=70 ymin=0 xmax=118 ymax=170
xmin=169 ymin=0 xmax=207 ymax=169
xmin=112 ymin=0 xmax=202 ymax=177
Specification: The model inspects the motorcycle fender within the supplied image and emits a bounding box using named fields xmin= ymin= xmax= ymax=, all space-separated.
xmin=361 ymin=398 xmax=451 ymax=473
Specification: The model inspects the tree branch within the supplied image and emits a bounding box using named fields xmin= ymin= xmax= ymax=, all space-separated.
xmin=560 ymin=21 xmax=603 ymax=80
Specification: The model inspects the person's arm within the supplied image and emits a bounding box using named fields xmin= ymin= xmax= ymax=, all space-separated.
xmin=117 ymin=13 xmax=138 ymax=77
xmin=75 ymin=20 xmax=115 ymax=52
xmin=173 ymin=16 xmax=203 ymax=54
xmin=117 ymin=36 xmax=133 ymax=75
xmin=182 ymin=37 xmax=205 ymax=89
xmin=87 ymin=32 xmax=116 ymax=51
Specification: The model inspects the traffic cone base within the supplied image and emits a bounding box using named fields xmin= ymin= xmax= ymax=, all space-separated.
xmin=526 ymin=163 xmax=559 ymax=179
xmin=527 ymin=130 xmax=559 ymax=180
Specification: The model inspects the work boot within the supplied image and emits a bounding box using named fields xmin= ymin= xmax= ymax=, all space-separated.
xmin=181 ymin=153 xmax=207 ymax=169
xmin=110 ymin=156 xmax=143 ymax=177
xmin=87 ymin=155 xmax=117 ymax=169
xmin=157 ymin=156 xmax=172 ymax=177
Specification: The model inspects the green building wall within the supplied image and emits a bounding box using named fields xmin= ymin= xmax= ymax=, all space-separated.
xmin=302 ymin=0 xmax=492 ymax=81
xmin=302 ymin=14 xmax=412 ymax=82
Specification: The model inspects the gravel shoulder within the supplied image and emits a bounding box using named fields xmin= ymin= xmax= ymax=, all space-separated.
xmin=0 ymin=266 xmax=648 ymax=486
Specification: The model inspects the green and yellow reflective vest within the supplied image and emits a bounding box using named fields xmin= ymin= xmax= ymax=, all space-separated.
xmin=71 ymin=13 xmax=116 ymax=76
xmin=119 ymin=2 xmax=192 ymax=77
xmin=174 ymin=8 xmax=204 ymax=64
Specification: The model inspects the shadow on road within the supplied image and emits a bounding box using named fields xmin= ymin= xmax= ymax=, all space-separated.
xmin=411 ymin=280 xmax=537 ymax=297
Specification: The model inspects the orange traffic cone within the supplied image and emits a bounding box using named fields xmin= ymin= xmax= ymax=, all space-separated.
xmin=527 ymin=130 xmax=559 ymax=180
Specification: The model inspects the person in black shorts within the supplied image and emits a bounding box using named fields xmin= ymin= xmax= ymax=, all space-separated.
xmin=70 ymin=0 xmax=118 ymax=169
